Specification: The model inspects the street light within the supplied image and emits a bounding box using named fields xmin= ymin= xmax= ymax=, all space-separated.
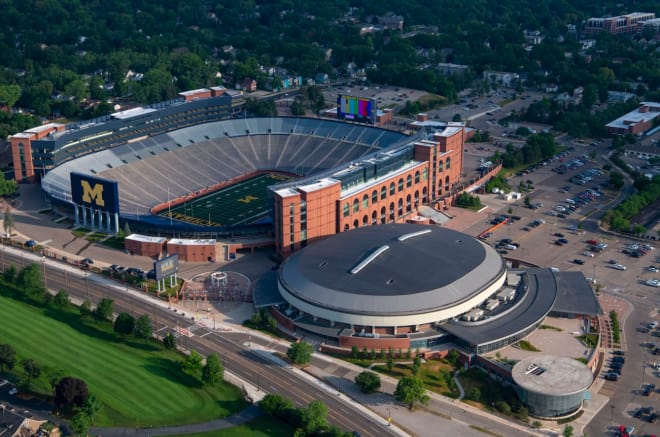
xmin=387 ymin=407 xmax=392 ymax=427
xmin=41 ymin=256 xmax=48 ymax=290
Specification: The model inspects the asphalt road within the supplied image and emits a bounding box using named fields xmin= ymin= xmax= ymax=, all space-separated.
xmin=1 ymin=250 xmax=391 ymax=437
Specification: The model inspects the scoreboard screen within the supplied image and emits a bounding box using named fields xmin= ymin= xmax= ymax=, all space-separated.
xmin=336 ymin=95 xmax=375 ymax=124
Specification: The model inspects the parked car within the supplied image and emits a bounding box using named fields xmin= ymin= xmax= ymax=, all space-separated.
xmin=612 ymin=264 xmax=626 ymax=271
xmin=25 ymin=239 xmax=36 ymax=248
xmin=582 ymin=251 xmax=595 ymax=257
xmin=605 ymin=372 xmax=619 ymax=381
xmin=573 ymin=259 xmax=585 ymax=265
xmin=648 ymin=266 xmax=659 ymax=273
xmin=646 ymin=279 xmax=660 ymax=287
xmin=8 ymin=387 xmax=17 ymax=395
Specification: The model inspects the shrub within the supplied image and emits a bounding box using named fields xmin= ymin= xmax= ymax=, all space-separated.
xmin=354 ymin=371 xmax=381 ymax=394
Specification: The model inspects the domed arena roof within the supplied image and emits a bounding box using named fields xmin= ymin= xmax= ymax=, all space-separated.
xmin=278 ymin=224 xmax=505 ymax=317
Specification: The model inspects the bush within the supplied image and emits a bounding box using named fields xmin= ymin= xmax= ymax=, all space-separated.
xmin=355 ymin=371 xmax=381 ymax=394
xmin=495 ymin=401 xmax=511 ymax=415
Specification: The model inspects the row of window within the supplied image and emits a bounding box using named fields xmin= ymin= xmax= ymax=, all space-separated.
xmin=342 ymin=191 xmax=428 ymax=230
xmin=342 ymin=169 xmax=429 ymax=217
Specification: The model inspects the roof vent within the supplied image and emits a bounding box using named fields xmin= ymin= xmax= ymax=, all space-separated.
xmin=386 ymin=279 xmax=395 ymax=285
xmin=350 ymin=245 xmax=389 ymax=275
xmin=319 ymin=261 xmax=328 ymax=268
xmin=397 ymin=229 xmax=432 ymax=241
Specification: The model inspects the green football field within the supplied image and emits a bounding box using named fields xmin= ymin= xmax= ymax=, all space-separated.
xmin=0 ymin=295 xmax=247 ymax=427
xmin=160 ymin=173 xmax=294 ymax=227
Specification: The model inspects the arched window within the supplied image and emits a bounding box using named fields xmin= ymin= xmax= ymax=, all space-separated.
xmin=389 ymin=202 xmax=395 ymax=220
xmin=372 ymin=190 xmax=378 ymax=204
xmin=353 ymin=198 xmax=359 ymax=213
xmin=414 ymin=171 xmax=420 ymax=184
xmin=398 ymin=178 xmax=404 ymax=192
xmin=406 ymin=175 xmax=412 ymax=187
xmin=445 ymin=175 xmax=450 ymax=191
xmin=362 ymin=194 xmax=369 ymax=209
xmin=389 ymin=182 xmax=395 ymax=195
xmin=414 ymin=191 xmax=419 ymax=207
xmin=397 ymin=198 xmax=403 ymax=216
xmin=438 ymin=160 xmax=443 ymax=172
xmin=422 ymin=187 xmax=428 ymax=203
xmin=422 ymin=168 xmax=428 ymax=181
xmin=380 ymin=206 xmax=386 ymax=223
xmin=438 ymin=181 xmax=443 ymax=195
xmin=381 ymin=186 xmax=387 ymax=200
xmin=406 ymin=194 xmax=412 ymax=212
xmin=362 ymin=215 xmax=369 ymax=226
xmin=371 ymin=211 xmax=377 ymax=225
xmin=343 ymin=203 xmax=350 ymax=217
xmin=344 ymin=224 xmax=349 ymax=231
xmin=446 ymin=157 xmax=451 ymax=169
xmin=353 ymin=219 xmax=359 ymax=229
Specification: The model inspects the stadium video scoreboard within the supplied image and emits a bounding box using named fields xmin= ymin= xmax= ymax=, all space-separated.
xmin=336 ymin=95 xmax=376 ymax=124
xmin=154 ymin=254 xmax=179 ymax=281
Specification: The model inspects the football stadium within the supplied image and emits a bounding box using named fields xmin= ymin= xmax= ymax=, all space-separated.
xmin=21 ymin=88 xmax=470 ymax=255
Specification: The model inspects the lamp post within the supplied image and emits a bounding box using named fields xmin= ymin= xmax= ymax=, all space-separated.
xmin=387 ymin=407 xmax=391 ymax=427
xmin=41 ymin=256 xmax=47 ymax=290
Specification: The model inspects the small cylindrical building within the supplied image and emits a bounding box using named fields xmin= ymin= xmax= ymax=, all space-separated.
xmin=512 ymin=355 xmax=593 ymax=419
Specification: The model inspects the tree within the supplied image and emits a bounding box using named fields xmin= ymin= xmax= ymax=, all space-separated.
xmin=3 ymin=265 xmax=16 ymax=283
xmin=411 ymin=357 xmax=421 ymax=376
xmin=202 ymin=352 xmax=223 ymax=386
xmin=394 ymin=376 xmax=429 ymax=410
xmin=260 ymin=393 xmax=295 ymax=417
xmin=287 ymin=341 xmax=313 ymax=365
xmin=79 ymin=299 xmax=92 ymax=316
xmin=354 ymin=371 xmax=381 ymax=394
xmin=469 ymin=387 xmax=481 ymax=401
xmin=134 ymin=315 xmax=152 ymax=339
xmin=55 ymin=376 xmax=89 ymax=409
xmin=563 ymin=424 xmax=574 ymax=437
xmin=0 ymin=85 xmax=21 ymax=108
xmin=182 ymin=350 xmax=203 ymax=374
xmin=82 ymin=393 xmax=102 ymax=424
xmin=163 ymin=333 xmax=177 ymax=351
xmin=0 ymin=344 xmax=16 ymax=373
xmin=446 ymin=350 xmax=459 ymax=366
xmin=70 ymin=409 xmax=90 ymax=436
xmin=3 ymin=206 xmax=13 ymax=236
xmin=351 ymin=346 xmax=359 ymax=359
xmin=386 ymin=357 xmax=394 ymax=371
xmin=94 ymin=298 xmax=114 ymax=321
xmin=43 ymin=367 xmax=64 ymax=398
xmin=301 ymin=400 xmax=329 ymax=435
xmin=21 ymin=358 xmax=41 ymax=387
xmin=17 ymin=264 xmax=45 ymax=295
xmin=53 ymin=289 xmax=70 ymax=307
xmin=113 ymin=312 xmax=135 ymax=335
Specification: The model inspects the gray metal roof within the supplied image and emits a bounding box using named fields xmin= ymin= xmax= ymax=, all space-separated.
xmin=441 ymin=268 xmax=557 ymax=345
xmin=551 ymin=271 xmax=603 ymax=316
xmin=278 ymin=224 xmax=505 ymax=315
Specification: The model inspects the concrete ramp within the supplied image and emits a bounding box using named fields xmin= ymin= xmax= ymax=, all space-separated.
xmin=418 ymin=205 xmax=452 ymax=225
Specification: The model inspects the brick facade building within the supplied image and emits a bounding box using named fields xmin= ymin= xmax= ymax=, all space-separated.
xmin=272 ymin=124 xmax=465 ymax=257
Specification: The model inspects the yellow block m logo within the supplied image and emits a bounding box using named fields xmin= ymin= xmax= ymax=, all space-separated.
xmin=81 ymin=180 xmax=105 ymax=207
xmin=238 ymin=195 xmax=258 ymax=204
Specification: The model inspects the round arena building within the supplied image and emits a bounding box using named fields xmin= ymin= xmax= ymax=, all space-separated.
xmin=277 ymin=223 xmax=506 ymax=335
xmin=512 ymin=355 xmax=593 ymax=418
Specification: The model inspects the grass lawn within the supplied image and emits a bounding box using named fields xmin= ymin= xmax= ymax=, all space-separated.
xmin=516 ymin=340 xmax=541 ymax=352
xmin=539 ymin=324 xmax=563 ymax=332
xmin=372 ymin=359 xmax=459 ymax=397
xmin=163 ymin=416 xmax=295 ymax=437
xmin=100 ymin=235 xmax=126 ymax=250
xmin=458 ymin=367 xmax=519 ymax=412
xmin=0 ymin=295 xmax=247 ymax=427
xmin=72 ymin=228 xmax=91 ymax=238
xmin=578 ymin=333 xmax=599 ymax=348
